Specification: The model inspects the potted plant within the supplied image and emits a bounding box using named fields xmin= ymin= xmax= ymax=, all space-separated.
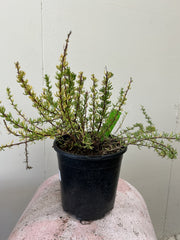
xmin=0 ymin=31 xmax=180 ymax=221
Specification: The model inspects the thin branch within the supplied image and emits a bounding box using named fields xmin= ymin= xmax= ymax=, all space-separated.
xmin=97 ymin=70 xmax=110 ymax=132
xmin=118 ymin=78 xmax=133 ymax=112
xmin=0 ymin=139 xmax=37 ymax=150
xmin=6 ymin=88 xmax=44 ymax=132
xmin=3 ymin=120 xmax=21 ymax=137
xmin=57 ymin=31 xmax=72 ymax=114
xmin=15 ymin=62 xmax=57 ymax=128
xmin=25 ymin=136 xmax=32 ymax=169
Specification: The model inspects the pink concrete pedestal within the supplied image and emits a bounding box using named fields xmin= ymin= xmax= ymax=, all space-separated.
xmin=8 ymin=174 xmax=157 ymax=240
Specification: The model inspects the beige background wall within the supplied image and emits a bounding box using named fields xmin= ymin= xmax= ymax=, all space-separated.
xmin=0 ymin=1 xmax=180 ymax=239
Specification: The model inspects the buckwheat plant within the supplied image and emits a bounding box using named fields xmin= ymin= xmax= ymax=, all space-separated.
xmin=0 ymin=31 xmax=180 ymax=168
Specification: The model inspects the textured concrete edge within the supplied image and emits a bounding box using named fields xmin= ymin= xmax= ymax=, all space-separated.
xmin=8 ymin=175 xmax=58 ymax=239
xmin=8 ymin=174 xmax=157 ymax=240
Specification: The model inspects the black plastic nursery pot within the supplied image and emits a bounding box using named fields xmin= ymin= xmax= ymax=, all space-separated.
xmin=53 ymin=139 xmax=127 ymax=221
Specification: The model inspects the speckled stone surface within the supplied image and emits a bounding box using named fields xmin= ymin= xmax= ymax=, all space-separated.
xmin=8 ymin=174 xmax=157 ymax=240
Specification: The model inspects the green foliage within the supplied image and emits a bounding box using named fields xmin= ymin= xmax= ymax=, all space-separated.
xmin=0 ymin=31 xmax=180 ymax=168
xmin=100 ymin=109 xmax=121 ymax=139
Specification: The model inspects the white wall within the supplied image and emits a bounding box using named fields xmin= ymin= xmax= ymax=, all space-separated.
xmin=0 ymin=1 xmax=180 ymax=239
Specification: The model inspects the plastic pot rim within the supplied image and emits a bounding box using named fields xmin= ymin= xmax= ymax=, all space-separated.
xmin=53 ymin=138 xmax=127 ymax=161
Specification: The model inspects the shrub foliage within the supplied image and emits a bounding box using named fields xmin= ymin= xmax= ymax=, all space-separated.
xmin=0 ymin=31 xmax=180 ymax=168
